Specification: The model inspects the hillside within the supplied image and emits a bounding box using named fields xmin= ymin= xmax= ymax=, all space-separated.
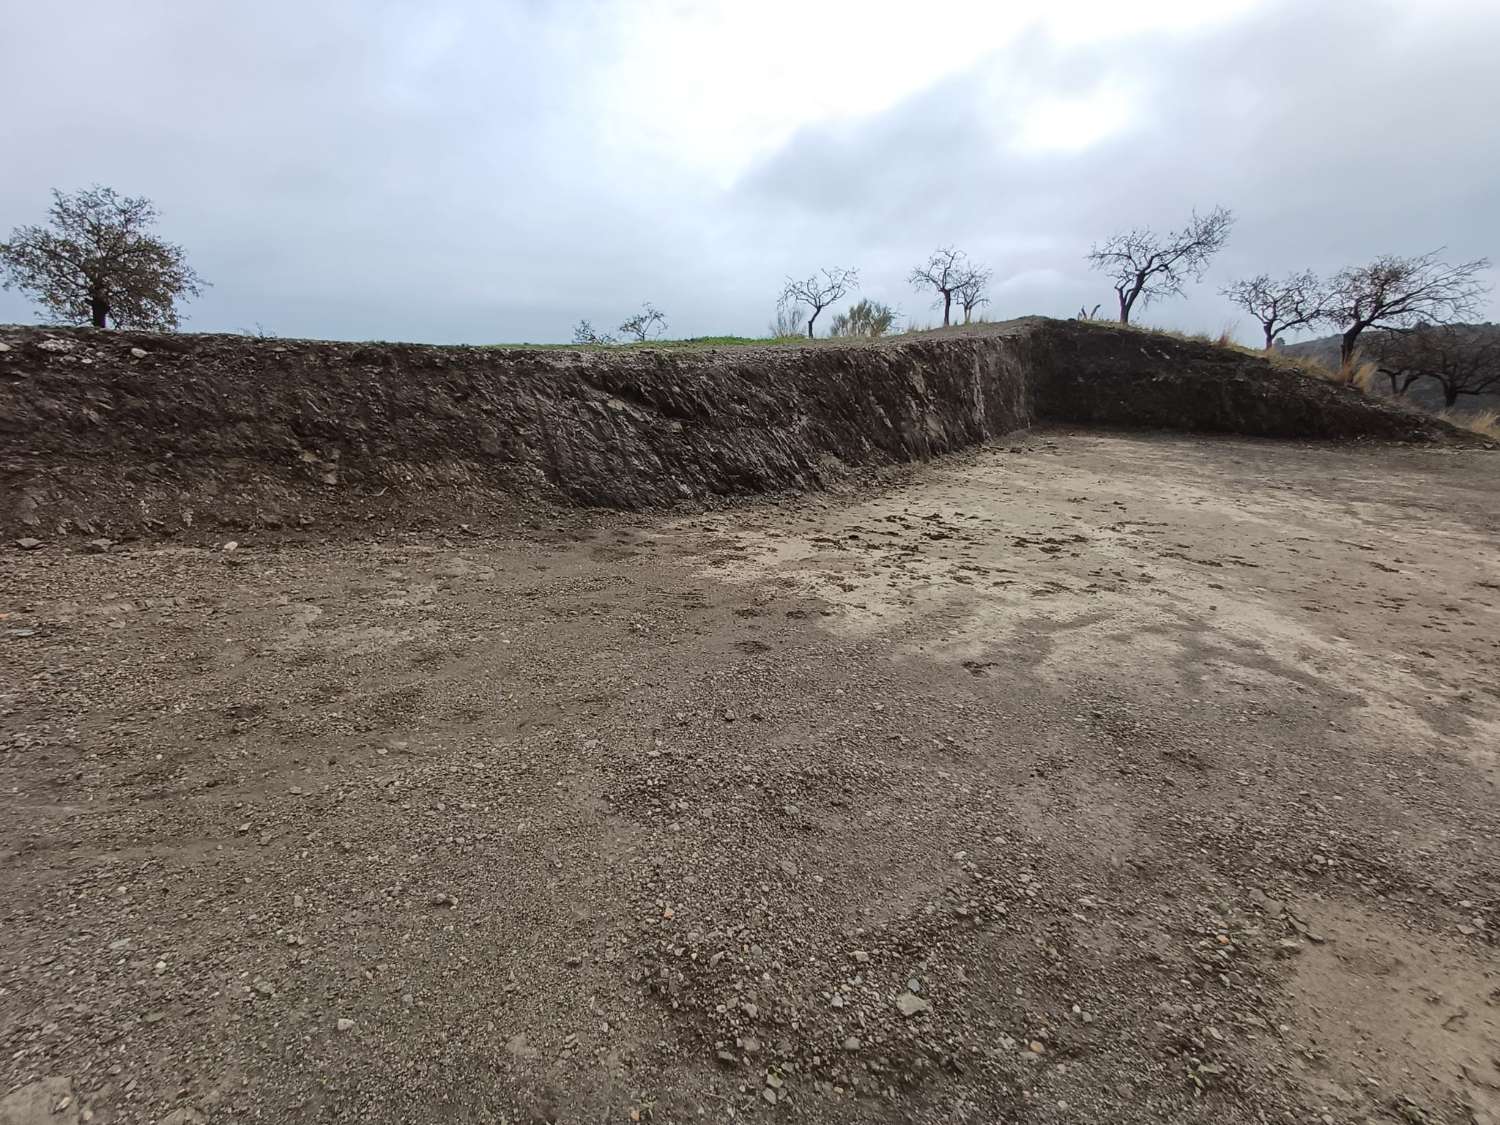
xmin=1283 ymin=323 xmax=1500 ymax=412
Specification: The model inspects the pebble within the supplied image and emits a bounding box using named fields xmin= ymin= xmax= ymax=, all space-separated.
xmin=842 ymin=1036 xmax=862 ymax=1051
xmin=130 ymin=347 xmax=148 ymax=359
xmin=16 ymin=538 xmax=42 ymax=550
xmin=337 ymin=1018 xmax=355 ymax=1032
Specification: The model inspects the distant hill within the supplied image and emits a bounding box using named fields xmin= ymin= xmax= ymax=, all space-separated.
xmin=1282 ymin=323 xmax=1500 ymax=413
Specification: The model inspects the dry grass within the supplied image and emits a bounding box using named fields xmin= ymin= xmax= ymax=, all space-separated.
xmin=1436 ymin=407 xmax=1500 ymax=439
xmin=1320 ymin=358 xmax=1378 ymax=393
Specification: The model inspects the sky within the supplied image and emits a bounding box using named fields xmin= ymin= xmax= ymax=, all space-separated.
xmin=1 ymin=0 xmax=1497 ymax=344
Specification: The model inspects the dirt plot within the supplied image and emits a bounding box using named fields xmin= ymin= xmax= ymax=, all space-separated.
xmin=2 ymin=430 xmax=1497 ymax=1125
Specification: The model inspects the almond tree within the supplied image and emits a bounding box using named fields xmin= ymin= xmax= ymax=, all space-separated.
xmin=618 ymin=301 xmax=667 ymax=343
xmin=1321 ymin=251 xmax=1491 ymax=364
xmin=956 ymin=266 xmax=993 ymax=324
xmin=1371 ymin=324 xmax=1500 ymax=405
xmin=1087 ymin=206 xmax=1233 ymax=325
xmin=1 ymin=186 xmax=205 ymax=329
xmin=779 ymin=268 xmax=858 ymax=339
xmin=1221 ymin=271 xmax=1328 ymax=349
xmin=910 ymin=247 xmax=984 ymax=328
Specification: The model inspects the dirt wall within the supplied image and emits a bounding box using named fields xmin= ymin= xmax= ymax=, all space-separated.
xmin=0 ymin=318 xmax=1465 ymax=539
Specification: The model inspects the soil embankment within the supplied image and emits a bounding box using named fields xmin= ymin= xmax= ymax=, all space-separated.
xmin=0 ymin=318 xmax=1465 ymax=539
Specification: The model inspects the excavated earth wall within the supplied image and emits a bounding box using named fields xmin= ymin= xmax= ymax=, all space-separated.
xmin=0 ymin=317 xmax=1467 ymax=539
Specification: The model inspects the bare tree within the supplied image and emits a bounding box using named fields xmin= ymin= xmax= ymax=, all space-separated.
xmin=828 ymin=298 xmax=898 ymax=339
xmin=1086 ymin=206 xmax=1234 ymax=325
xmin=910 ymin=247 xmax=983 ymax=328
xmin=0 ymin=186 xmax=205 ymax=329
xmin=1370 ymin=324 xmax=1500 ymax=406
xmin=1076 ymin=303 xmax=1102 ymax=320
xmin=956 ymin=267 xmax=993 ymax=324
xmin=573 ymin=319 xmax=616 ymax=346
xmin=618 ymin=301 xmax=667 ymax=343
xmin=779 ymin=268 xmax=858 ymax=339
xmin=1322 ymin=250 xmax=1492 ymax=365
xmin=1221 ymin=270 xmax=1328 ymax=350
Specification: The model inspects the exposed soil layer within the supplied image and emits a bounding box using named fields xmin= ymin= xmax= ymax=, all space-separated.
xmin=0 ymin=320 xmax=1469 ymax=542
xmin=3 ymin=431 xmax=1496 ymax=1125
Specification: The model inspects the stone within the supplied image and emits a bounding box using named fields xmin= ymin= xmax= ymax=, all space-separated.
xmin=895 ymin=992 xmax=931 ymax=1017
xmin=38 ymin=338 xmax=73 ymax=353
xmin=0 ymin=1077 xmax=79 ymax=1125
xmin=15 ymin=538 xmax=42 ymax=550
xmin=842 ymin=1036 xmax=862 ymax=1051
xmin=761 ymin=1089 xmax=777 ymax=1106
xmin=336 ymin=1018 xmax=355 ymax=1032
xmin=852 ymin=950 xmax=870 ymax=963
xmin=129 ymin=347 xmax=149 ymax=359
xmin=85 ymin=539 xmax=113 ymax=553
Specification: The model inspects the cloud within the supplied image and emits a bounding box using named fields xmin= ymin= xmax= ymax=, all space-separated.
xmin=0 ymin=0 xmax=1494 ymax=342
xmin=735 ymin=0 xmax=1500 ymax=333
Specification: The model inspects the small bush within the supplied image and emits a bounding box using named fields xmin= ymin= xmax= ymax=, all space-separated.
xmin=829 ymin=298 xmax=898 ymax=339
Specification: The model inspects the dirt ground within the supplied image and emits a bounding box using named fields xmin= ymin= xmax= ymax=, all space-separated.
xmin=2 ymin=429 xmax=1497 ymax=1125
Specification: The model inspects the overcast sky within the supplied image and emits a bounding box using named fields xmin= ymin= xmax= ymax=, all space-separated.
xmin=2 ymin=0 xmax=1497 ymax=344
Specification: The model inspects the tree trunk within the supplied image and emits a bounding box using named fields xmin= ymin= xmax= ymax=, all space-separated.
xmin=90 ymin=293 xmax=108 ymax=329
xmin=1339 ymin=325 xmax=1363 ymax=366
xmin=1263 ymin=325 xmax=1275 ymax=350
xmin=1443 ymin=384 xmax=1459 ymax=407
xmin=807 ymin=309 xmax=819 ymax=339
xmin=942 ymin=293 xmax=951 ymax=327
xmin=1118 ymin=291 xmax=1131 ymax=325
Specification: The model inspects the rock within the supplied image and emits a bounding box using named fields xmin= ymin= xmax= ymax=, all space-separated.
xmin=160 ymin=1111 xmax=206 ymax=1125
xmin=761 ymin=1089 xmax=777 ymax=1106
xmin=15 ymin=538 xmax=42 ymax=550
xmin=129 ymin=347 xmax=148 ymax=359
xmin=842 ymin=1036 xmax=862 ymax=1051
xmin=852 ymin=950 xmax=870 ymax=963
xmin=222 ymin=540 xmax=239 ymax=552
xmin=0 ymin=342 xmax=10 ymax=353
xmin=85 ymin=539 xmax=113 ymax=553
xmin=895 ymin=992 xmax=931 ymax=1017
xmin=0 ymin=1077 xmax=79 ymax=1125
xmin=336 ymin=1018 xmax=355 ymax=1032
xmin=253 ymin=979 xmax=274 ymax=996
xmin=38 ymin=338 xmax=73 ymax=353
